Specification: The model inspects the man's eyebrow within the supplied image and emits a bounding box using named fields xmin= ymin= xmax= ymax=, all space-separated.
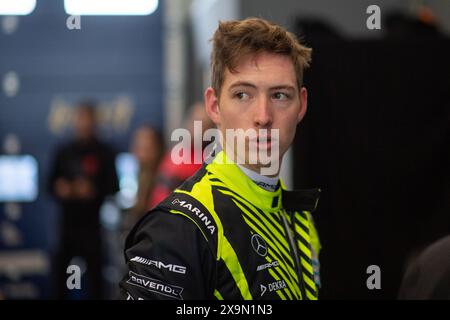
xmin=228 ymin=81 xmax=257 ymax=91
xmin=228 ymin=82 xmax=296 ymax=92
xmin=269 ymin=85 xmax=296 ymax=91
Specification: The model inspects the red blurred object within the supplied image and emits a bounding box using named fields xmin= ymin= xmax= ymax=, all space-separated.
xmin=148 ymin=147 xmax=202 ymax=208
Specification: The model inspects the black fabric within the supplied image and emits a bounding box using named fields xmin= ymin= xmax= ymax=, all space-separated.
xmin=282 ymin=189 xmax=321 ymax=212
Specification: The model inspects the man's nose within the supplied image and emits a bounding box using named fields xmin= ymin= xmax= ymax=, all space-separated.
xmin=253 ymin=96 xmax=273 ymax=128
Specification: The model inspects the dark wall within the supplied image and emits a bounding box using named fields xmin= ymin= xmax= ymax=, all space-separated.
xmin=0 ymin=1 xmax=163 ymax=298
xmin=294 ymin=40 xmax=450 ymax=299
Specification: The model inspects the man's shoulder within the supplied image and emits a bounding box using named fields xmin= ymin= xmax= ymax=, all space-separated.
xmin=128 ymin=207 xmax=197 ymax=238
xmin=127 ymin=184 xmax=220 ymax=257
xmin=175 ymin=163 xmax=211 ymax=192
xmin=154 ymin=188 xmax=219 ymax=240
xmin=124 ymin=206 xmax=212 ymax=256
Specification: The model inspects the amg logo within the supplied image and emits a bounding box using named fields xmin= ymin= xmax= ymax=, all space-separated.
xmin=172 ymin=198 xmax=216 ymax=235
xmin=127 ymin=271 xmax=184 ymax=300
xmin=257 ymin=260 xmax=279 ymax=271
xmin=130 ymin=256 xmax=186 ymax=274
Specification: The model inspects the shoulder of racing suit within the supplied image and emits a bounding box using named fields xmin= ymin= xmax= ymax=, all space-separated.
xmin=120 ymin=164 xmax=220 ymax=300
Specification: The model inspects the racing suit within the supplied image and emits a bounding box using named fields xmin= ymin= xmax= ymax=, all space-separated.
xmin=119 ymin=151 xmax=321 ymax=300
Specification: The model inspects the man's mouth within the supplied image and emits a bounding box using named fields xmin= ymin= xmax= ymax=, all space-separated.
xmin=255 ymin=136 xmax=272 ymax=150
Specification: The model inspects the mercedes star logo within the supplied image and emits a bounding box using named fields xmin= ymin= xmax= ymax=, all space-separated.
xmin=251 ymin=234 xmax=268 ymax=257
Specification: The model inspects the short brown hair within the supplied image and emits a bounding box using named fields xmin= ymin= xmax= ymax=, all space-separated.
xmin=210 ymin=17 xmax=312 ymax=96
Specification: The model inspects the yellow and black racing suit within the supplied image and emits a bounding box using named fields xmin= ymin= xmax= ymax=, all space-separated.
xmin=119 ymin=151 xmax=321 ymax=300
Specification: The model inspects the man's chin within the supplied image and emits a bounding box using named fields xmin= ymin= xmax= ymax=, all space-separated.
xmin=240 ymin=161 xmax=280 ymax=177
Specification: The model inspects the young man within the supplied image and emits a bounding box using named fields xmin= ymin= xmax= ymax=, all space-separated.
xmin=120 ymin=17 xmax=321 ymax=300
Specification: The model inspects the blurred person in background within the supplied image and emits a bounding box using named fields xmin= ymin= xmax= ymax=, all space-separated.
xmin=48 ymin=101 xmax=119 ymax=299
xmin=398 ymin=235 xmax=450 ymax=299
xmin=125 ymin=125 xmax=164 ymax=224
xmin=148 ymin=102 xmax=214 ymax=208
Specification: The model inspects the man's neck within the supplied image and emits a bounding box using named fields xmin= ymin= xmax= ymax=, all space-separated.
xmin=237 ymin=164 xmax=279 ymax=192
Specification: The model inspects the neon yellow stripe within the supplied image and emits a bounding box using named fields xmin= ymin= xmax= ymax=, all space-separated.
xmin=265 ymin=251 xmax=301 ymax=299
xmin=298 ymin=210 xmax=309 ymax=219
xmin=241 ymin=215 xmax=298 ymax=282
xmin=296 ymin=213 xmax=310 ymax=230
xmin=239 ymin=213 xmax=300 ymax=288
xmin=241 ymin=215 xmax=302 ymax=299
xmin=303 ymin=272 xmax=317 ymax=291
xmin=232 ymin=199 xmax=293 ymax=263
xmin=212 ymin=183 xmax=286 ymax=236
xmin=303 ymin=211 xmax=312 ymax=219
xmin=298 ymin=241 xmax=313 ymax=259
xmin=306 ymin=290 xmax=317 ymax=300
xmin=263 ymin=209 xmax=287 ymax=236
xmin=221 ymin=236 xmax=253 ymax=300
xmin=240 ymin=211 xmax=299 ymax=281
xmin=223 ymin=191 xmax=291 ymax=252
xmin=281 ymin=209 xmax=316 ymax=300
xmin=285 ymin=211 xmax=292 ymax=224
xmin=295 ymin=224 xmax=311 ymax=242
xmin=265 ymin=256 xmax=300 ymax=299
xmin=273 ymin=211 xmax=287 ymax=236
xmin=175 ymin=187 xmax=223 ymax=260
xmin=169 ymin=209 xmax=209 ymax=242
xmin=301 ymin=256 xmax=314 ymax=275
xmin=214 ymin=289 xmax=224 ymax=300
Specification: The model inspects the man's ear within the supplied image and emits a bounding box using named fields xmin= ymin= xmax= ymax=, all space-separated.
xmin=204 ymin=87 xmax=220 ymax=125
xmin=297 ymin=87 xmax=308 ymax=123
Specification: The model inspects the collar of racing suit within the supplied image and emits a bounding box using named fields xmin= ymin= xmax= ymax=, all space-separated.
xmin=207 ymin=150 xmax=321 ymax=213
xmin=236 ymin=163 xmax=279 ymax=192
xmin=206 ymin=151 xmax=283 ymax=212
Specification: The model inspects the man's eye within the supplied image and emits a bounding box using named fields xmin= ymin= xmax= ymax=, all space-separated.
xmin=235 ymin=92 xmax=250 ymax=100
xmin=272 ymin=92 xmax=290 ymax=100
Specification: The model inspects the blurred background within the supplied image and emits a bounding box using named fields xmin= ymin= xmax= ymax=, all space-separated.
xmin=0 ymin=0 xmax=449 ymax=299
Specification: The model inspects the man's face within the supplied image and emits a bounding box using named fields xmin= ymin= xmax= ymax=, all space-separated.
xmin=205 ymin=52 xmax=307 ymax=176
